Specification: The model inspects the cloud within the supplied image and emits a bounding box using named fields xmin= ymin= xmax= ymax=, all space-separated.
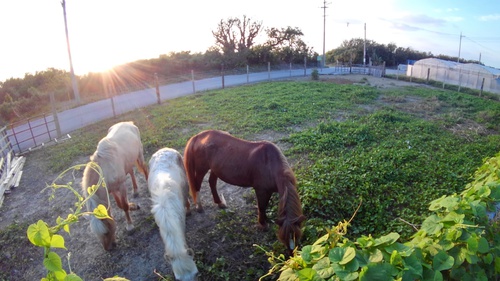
xmin=444 ymin=16 xmax=464 ymax=22
xmin=479 ymin=14 xmax=500 ymax=21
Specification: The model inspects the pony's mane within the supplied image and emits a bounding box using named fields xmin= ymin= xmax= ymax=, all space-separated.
xmin=82 ymin=162 xmax=111 ymax=236
xmin=150 ymin=177 xmax=197 ymax=280
xmin=92 ymin=139 xmax=117 ymax=162
xmin=276 ymin=167 xmax=305 ymax=249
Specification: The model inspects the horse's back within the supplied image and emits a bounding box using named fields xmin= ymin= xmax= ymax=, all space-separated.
xmin=149 ymin=148 xmax=188 ymax=199
xmin=186 ymin=130 xmax=287 ymax=188
xmin=107 ymin=121 xmax=142 ymax=149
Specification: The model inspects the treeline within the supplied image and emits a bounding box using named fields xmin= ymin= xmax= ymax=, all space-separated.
xmin=0 ymin=14 xmax=481 ymax=124
xmin=327 ymin=38 xmax=481 ymax=66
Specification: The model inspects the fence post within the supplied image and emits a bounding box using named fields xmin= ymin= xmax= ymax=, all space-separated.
xmin=49 ymin=93 xmax=62 ymax=137
xmin=221 ymin=63 xmax=225 ymax=89
xmin=108 ymin=85 xmax=116 ymax=118
xmin=154 ymin=73 xmax=161 ymax=104
xmin=410 ymin=67 xmax=413 ymax=83
xmin=246 ymin=65 xmax=249 ymax=83
xmin=289 ymin=62 xmax=292 ymax=77
xmin=426 ymin=68 xmax=430 ymax=84
xmin=480 ymin=77 xmax=485 ymax=97
xmin=191 ymin=70 xmax=196 ymax=94
xmin=304 ymin=56 xmax=307 ymax=76
xmin=268 ymin=62 xmax=271 ymax=80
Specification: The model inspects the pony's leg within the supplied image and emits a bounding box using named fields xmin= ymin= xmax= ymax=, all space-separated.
xmin=113 ymin=189 xmax=138 ymax=231
xmin=254 ymin=189 xmax=273 ymax=231
xmin=129 ymin=171 xmax=139 ymax=197
xmin=192 ymin=170 xmax=208 ymax=212
xmin=208 ymin=172 xmax=226 ymax=208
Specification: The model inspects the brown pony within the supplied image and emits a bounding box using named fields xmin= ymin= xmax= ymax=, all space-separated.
xmin=82 ymin=121 xmax=149 ymax=250
xmin=183 ymin=130 xmax=305 ymax=254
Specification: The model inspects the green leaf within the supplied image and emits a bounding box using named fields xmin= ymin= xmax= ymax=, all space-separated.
xmin=301 ymin=245 xmax=313 ymax=264
xmin=27 ymin=220 xmax=51 ymax=247
xmin=65 ymin=273 xmax=84 ymax=281
xmin=312 ymin=257 xmax=333 ymax=279
xmin=483 ymin=253 xmax=493 ymax=264
xmin=43 ymin=252 xmax=63 ymax=272
xmin=368 ymin=249 xmax=383 ymax=263
xmin=440 ymin=212 xmax=464 ymax=225
xmin=477 ymin=237 xmax=489 ymax=254
xmin=389 ymin=250 xmax=403 ymax=266
xmin=373 ymin=233 xmax=399 ymax=247
xmin=421 ymin=215 xmax=443 ymax=235
xmin=93 ymin=204 xmax=111 ymax=220
xmin=50 ymin=234 xmax=66 ymax=249
xmin=331 ymin=263 xmax=358 ymax=281
xmin=403 ymin=254 xmax=423 ymax=278
xmin=495 ymin=257 xmax=500 ymax=273
xmin=279 ymin=268 xmax=299 ymax=281
xmin=339 ymin=247 xmax=356 ymax=265
xmin=432 ymin=251 xmax=454 ymax=271
xmin=384 ymin=243 xmax=413 ymax=257
xmin=297 ymin=268 xmax=315 ymax=281
xmin=429 ymin=196 xmax=459 ymax=211
xmin=313 ymin=233 xmax=329 ymax=246
xmin=467 ymin=236 xmax=478 ymax=252
xmin=359 ymin=263 xmax=395 ymax=281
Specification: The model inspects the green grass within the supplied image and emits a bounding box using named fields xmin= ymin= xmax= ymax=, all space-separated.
xmin=24 ymin=79 xmax=500 ymax=280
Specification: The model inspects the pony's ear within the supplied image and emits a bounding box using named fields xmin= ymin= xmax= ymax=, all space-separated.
xmin=187 ymin=248 xmax=195 ymax=257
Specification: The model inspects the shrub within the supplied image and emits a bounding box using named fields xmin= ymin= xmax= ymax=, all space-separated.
xmin=260 ymin=151 xmax=500 ymax=280
xmin=311 ymin=69 xmax=319 ymax=80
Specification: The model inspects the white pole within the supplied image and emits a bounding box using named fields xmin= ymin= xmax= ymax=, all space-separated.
xmin=363 ymin=23 xmax=366 ymax=67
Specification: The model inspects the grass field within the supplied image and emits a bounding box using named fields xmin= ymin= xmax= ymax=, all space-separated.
xmin=4 ymin=76 xmax=500 ymax=280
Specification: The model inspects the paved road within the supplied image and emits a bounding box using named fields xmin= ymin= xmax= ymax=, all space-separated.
xmin=8 ymin=67 xmax=394 ymax=153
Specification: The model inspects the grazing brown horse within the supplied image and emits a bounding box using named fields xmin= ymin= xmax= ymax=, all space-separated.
xmin=183 ymin=130 xmax=305 ymax=254
xmin=82 ymin=121 xmax=149 ymax=250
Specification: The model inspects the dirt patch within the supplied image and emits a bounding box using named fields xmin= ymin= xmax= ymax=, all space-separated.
xmin=0 ymin=74 xmax=483 ymax=280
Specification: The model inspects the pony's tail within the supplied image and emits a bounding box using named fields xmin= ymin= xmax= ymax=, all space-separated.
xmin=183 ymin=137 xmax=198 ymax=201
xmin=136 ymin=148 xmax=149 ymax=181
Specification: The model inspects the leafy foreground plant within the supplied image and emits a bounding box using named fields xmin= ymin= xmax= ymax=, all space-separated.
xmin=259 ymin=152 xmax=500 ymax=280
xmin=26 ymin=162 xmax=126 ymax=281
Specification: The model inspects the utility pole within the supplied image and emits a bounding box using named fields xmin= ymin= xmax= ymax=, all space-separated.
xmin=321 ymin=0 xmax=328 ymax=69
xmin=363 ymin=23 xmax=366 ymax=66
xmin=457 ymin=32 xmax=464 ymax=63
xmin=61 ymin=0 xmax=81 ymax=104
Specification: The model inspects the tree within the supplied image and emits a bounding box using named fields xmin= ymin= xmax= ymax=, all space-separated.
xmin=212 ymin=15 xmax=262 ymax=56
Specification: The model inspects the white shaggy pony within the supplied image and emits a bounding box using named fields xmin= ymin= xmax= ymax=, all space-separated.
xmin=148 ymin=148 xmax=198 ymax=281
xmin=82 ymin=121 xmax=148 ymax=251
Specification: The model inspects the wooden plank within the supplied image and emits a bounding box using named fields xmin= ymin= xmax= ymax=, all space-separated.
xmin=0 ymin=156 xmax=25 ymax=208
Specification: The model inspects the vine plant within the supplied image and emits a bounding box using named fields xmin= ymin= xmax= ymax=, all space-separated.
xmin=26 ymin=162 xmax=125 ymax=281
xmin=260 ymin=152 xmax=500 ymax=280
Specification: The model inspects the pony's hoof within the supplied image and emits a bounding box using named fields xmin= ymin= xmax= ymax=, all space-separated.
xmin=126 ymin=224 xmax=135 ymax=231
xmin=186 ymin=209 xmax=192 ymax=216
xmin=217 ymin=203 xmax=227 ymax=209
xmin=129 ymin=203 xmax=140 ymax=210
xmin=133 ymin=192 xmax=139 ymax=198
xmin=196 ymin=206 xmax=204 ymax=213
xmin=256 ymin=223 xmax=269 ymax=232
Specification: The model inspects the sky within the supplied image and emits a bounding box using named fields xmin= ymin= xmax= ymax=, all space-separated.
xmin=1 ymin=0 xmax=499 ymax=82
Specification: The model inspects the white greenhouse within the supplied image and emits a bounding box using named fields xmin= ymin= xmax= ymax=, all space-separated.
xmin=407 ymin=58 xmax=500 ymax=94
